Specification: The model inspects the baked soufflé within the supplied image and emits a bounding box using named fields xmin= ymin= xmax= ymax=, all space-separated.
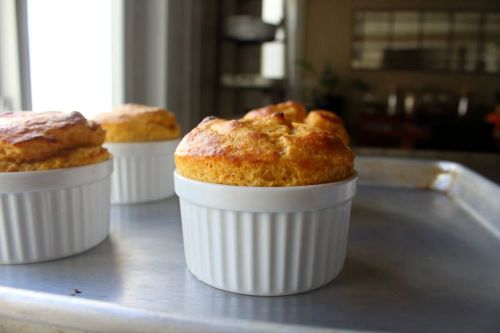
xmin=244 ymin=101 xmax=350 ymax=145
xmin=175 ymin=113 xmax=354 ymax=187
xmin=0 ymin=111 xmax=110 ymax=172
xmin=94 ymin=103 xmax=181 ymax=142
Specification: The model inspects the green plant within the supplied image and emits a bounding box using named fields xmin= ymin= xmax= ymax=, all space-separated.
xmin=296 ymin=59 xmax=344 ymax=112
xmin=296 ymin=59 xmax=340 ymax=97
xmin=351 ymin=78 xmax=370 ymax=93
xmin=296 ymin=59 xmax=370 ymax=114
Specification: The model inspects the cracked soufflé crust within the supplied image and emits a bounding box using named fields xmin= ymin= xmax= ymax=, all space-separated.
xmin=94 ymin=103 xmax=181 ymax=142
xmin=244 ymin=101 xmax=350 ymax=145
xmin=304 ymin=110 xmax=350 ymax=145
xmin=175 ymin=113 xmax=355 ymax=187
xmin=244 ymin=101 xmax=307 ymax=123
xmin=0 ymin=111 xmax=110 ymax=172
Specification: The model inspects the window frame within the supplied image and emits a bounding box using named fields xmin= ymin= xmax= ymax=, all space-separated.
xmin=0 ymin=0 xmax=31 ymax=111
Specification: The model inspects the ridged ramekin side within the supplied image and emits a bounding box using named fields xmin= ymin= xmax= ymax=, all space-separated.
xmin=106 ymin=141 xmax=178 ymax=204
xmin=0 ymin=177 xmax=111 ymax=264
xmin=180 ymin=200 xmax=352 ymax=296
xmin=110 ymin=154 xmax=175 ymax=204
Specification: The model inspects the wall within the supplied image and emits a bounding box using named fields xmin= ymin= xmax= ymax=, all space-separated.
xmin=303 ymin=0 xmax=500 ymax=110
xmin=123 ymin=0 xmax=218 ymax=131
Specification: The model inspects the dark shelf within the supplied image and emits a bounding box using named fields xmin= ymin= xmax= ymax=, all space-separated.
xmin=223 ymin=37 xmax=276 ymax=45
xmin=215 ymin=0 xmax=288 ymax=113
xmin=220 ymin=83 xmax=283 ymax=91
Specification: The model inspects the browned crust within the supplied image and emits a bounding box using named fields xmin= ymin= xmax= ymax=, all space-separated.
xmin=94 ymin=103 xmax=175 ymax=124
xmin=304 ymin=110 xmax=350 ymax=145
xmin=94 ymin=103 xmax=181 ymax=142
xmin=0 ymin=111 xmax=97 ymax=143
xmin=0 ymin=111 xmax=109 ymax=171
xmin=244 ymin=101 xmax=307 ymax=123
xmin=175 ymin=113 xmax=355 ymax=186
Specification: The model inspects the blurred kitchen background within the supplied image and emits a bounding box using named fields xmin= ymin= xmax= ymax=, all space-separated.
xmin=1 ymin=0 xmax=499 ymax=159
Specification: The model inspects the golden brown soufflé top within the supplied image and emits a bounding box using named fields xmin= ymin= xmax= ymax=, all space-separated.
xmin=0 ymin=111 xmax=110 ymax=172
xmin=174 ymin=113 xmax=355 ymax=186
xmin=304 ymin=110 xmax=350 ymax=145
xmin=245 ymin=101 xmax=350 ymax=145
xmin=94 ymin=103 xmax=181 ymax=142
xmin=244 ymin=101 xmax=307 ymax=123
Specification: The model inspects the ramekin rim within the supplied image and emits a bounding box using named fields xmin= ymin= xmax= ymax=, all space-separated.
xmin=0 ymin=158 xmax=113 ymax=177
xmin=0 ymin=159 xmax=113 ymax=193
xmin=174 ymin=169 xmax=358 ymax=191
xmin=104 ymin=138 xmax=181 ymax=146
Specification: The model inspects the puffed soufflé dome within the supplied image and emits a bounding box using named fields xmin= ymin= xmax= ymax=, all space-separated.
xmin=244 ymin=101 xmax=349 ymax=145
xmin=175 ymin=113 xmax=354 ymax=186
xmin=94 ymin=103 xmax=181 ymax=142
xmin=304 ymin=110 xmax=350 ymax=145
xmin=244 ymin=101 xmax=307 ymax=123
xmin=0 ymin=111 xmax=109 ymax=172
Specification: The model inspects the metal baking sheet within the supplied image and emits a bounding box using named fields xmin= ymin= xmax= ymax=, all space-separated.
xmin=0 ymin=157 xmax=499 ymax=333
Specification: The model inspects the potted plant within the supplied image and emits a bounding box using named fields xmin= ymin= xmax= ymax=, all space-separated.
xmin=297 ymin=60 xmax=346 ymax=116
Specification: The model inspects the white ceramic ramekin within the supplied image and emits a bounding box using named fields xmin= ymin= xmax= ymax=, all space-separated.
xmin=0 ymin=160 xmax=113 ymax=264
xmin=174 ymin=171 xmax=357 ymax=296
xmin=105 ymin=139 xmax=180 ymax=204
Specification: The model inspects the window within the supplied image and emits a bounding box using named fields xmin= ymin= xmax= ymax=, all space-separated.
xmin=352 ymin=9 xmax=500 ymax=74
xmin=27 ymin=0 xmax=113 ymax=117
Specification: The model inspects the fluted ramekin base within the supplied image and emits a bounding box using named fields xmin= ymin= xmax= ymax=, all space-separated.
xmin=175 ymin=171 xmax=357 ymax=296
xmin=105 ymin=140 xmax=179 ymax=204
xmin=0 ymin=161 xmax=113 ymax=264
